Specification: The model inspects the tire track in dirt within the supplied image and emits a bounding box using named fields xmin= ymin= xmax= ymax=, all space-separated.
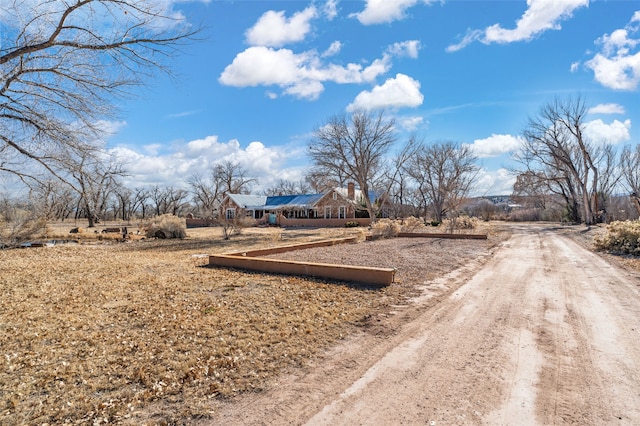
xmin=204 ymin=225 xmax=640 ymax=425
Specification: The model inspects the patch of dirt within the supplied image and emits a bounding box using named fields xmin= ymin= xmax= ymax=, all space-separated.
xmin=205 ymin=223 xmax=640 ymax=425
xmin=0 ymin=223 xmax=507 ymax=425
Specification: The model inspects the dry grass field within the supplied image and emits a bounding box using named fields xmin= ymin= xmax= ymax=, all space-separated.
xmin=0 ymin=221 xmax=510 ymax=424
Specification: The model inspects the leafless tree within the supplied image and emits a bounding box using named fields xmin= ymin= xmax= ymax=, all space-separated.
xmin=263 ymin=179 xmax=311 ymax=196
xmin=515 ymin=97 xmax=618 ymax=225
xmin=404 ymin=141 xmax=478 ymax=222
xmin=215 ymin=161 xmax=255 ymax=195
xmin=306 ymin=167 xmax=346 ymax=193
xmin=189 ymin=161 xmax=254 ymax=217
xmin=308 ymin=110 xmax=396 ymax=221
xmin=385 ymin=136 xmax=420 ymax=219
xmin=149 ymin=185 xmax=189 ymax=217
xmin=0 ymin=0 xmax=197 ymax=185
xmin=29 ymin=180 xmax=76 ymax=221
xmin=621 ymin=144 xmax=640 ymax=195
xmin=68 ymin=152 xmax=125 ymax=227
xmin=189 ymin=172 xmax=222 ymax=218
xmin=512 ymin=171 xmax=550 ymax=210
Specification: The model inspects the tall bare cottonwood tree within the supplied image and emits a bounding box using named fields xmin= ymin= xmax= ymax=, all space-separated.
xmin=0 ymin=0 xmax=197 ymax=184
xmin=308 ymin=110 xmax=396 ymax=221
xmin=404 ymin=141 xmax=478 ymax=222
xmin=516 ymin=97 xmax=620 ymax=225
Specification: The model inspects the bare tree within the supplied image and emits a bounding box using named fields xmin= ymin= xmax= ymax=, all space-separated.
xmin=189 ymin=161 xmax=254 ymax=217
xmin=215 ymin=161 xmax=255 ymax=195
xmin=149 ymin=185 xmax=190 ymax=217
xmin=404 ymin=141 xmax=478 ymax=222
xmin=306 ymin=167 xmax=346 ymax=193
xmin=263 ymin=179 xmax=311 ymax=196
xmin=68 ymin=152 xmax=126 ymax=227
xmin=515 ymin=97 xmax=618 ymax=225
xmin=621 ymin=144 xmax=640 ymax=195
xmin=385 ymin=136 xmax=420 ymax=219
xmin=131 ymin=188 xmax=151 ymax=219
xmin=512 ymin=171 xmax=550 ymax=210
xmin=29 ymin=180 xmax=76 ymax=221
xmin=0 ymin=0 xmax=197 ymax=185
xmin=308 ymin=110 xmax=396 ymax=221
xmin=189 ymin=172 xmax=222 ymax=218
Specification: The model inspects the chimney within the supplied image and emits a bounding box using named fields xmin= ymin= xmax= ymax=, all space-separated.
xmin=347 ymin=182 xmax=355 ymax=200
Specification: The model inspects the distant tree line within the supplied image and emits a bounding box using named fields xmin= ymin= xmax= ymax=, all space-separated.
xmin=0 ymin=1 xmax=637 ymax=227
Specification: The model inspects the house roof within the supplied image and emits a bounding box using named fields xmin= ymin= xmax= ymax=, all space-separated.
xmin=225 ymin=185 xmax=384 ymax=211
xmin=263 ymin=193 xmax=324 ymax=210
xmin=227 ymin=194 xmax=267 ymax=209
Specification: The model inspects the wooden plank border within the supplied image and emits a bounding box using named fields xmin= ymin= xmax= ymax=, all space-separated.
xmin=208 ymin=237 xmax=394 ymax=287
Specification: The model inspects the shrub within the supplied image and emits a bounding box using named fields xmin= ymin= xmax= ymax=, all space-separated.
xmin=144 ymin=214 xmax=187 ymax=239
xmin=442 ymin=215 xmax=477 ymax=233
xmin=344 ymin=221 xmax=360 ymax=228
xmin=370 ymin=219 xmax=400 ymax=239
xmin=400 ymin=216 xmax=426 ymax=233
xmin=0 ymin=208 xmax=47 ymax=247
xmin=593 ymin=220 xmax=640 ymax=255
xmin=429 ymin=220 xmax=441 ymax=227
xmin=218 ymin=215 xmax=255 ymax=240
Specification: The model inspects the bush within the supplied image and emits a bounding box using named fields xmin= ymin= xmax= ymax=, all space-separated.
xmin=218 ymin=215 xmax=255 ymax=240
xmin=344 ymin=221 xmax=360 ymax=228
xmin=593 ymin=220 xmax=640 ymax=255
xmin=0 ymin=208 xmax=47 ymax=247
xmin=429 ymin=220 xmax=441 ymax=227
xmin=370 ymin=219 xmax=400 ymax=238
xmin=399 ymin=216 xmax=426 ymax=233
xmin=144 ymin=214 xmax=187 ymax=239
xmin=442 ymin=215 xmax=477 ymax=233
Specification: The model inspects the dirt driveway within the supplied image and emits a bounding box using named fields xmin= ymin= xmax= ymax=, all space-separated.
xmin=207 ymin=225 xmax=640 ymax=425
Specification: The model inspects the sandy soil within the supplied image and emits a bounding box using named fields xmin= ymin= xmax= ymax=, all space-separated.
xmin=0 ymin=223 xmax=505 ymax=424
xmin=205 ymin=224 xmax=640 ymax=425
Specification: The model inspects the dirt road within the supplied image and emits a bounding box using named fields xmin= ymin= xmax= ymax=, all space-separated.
xmin=207 ymin=226 xmax=640 ymax=425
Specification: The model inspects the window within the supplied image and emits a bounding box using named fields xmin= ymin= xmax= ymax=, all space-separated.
xmin=324 ymin=206 xmax=331 ymax=218
xmin=339 ymin=206 xmax=346 ymax=219
xmin=332 ymin=192 xmax=337 ymax=200
xmin=226 ymin=208 xmax=236 ymax=220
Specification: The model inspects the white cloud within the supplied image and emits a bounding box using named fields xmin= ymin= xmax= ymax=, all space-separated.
xmin=587 ymin=103 xmax=625 ymax=115
xmin=110 ymin=135 xmax=294 ymax=189
xmin=387 ymin=40 xmax=421 ymax=58
xmin=447 ymin=0 xmax=588 ymax=51
xmin=399 ymin=115 xmax=424 ymax=131
xmin=570 ymin=61 xmax=580 ymax=72
xmin=584 ymin=119 xmax=632 ymax=145
xmin=322 ymin=41 xmax=342 ymax=57
xmin=94 ymin=120 xmax=127 ymax=136
xmin=323 ymin=0 xmax=339 ymax=20
xmin=352 ymin=0 xmax=436 ymax=25
xmin=465 ymin=134 xmax=525 ymax=158
xmin=219 ymin=46 xmax=392 ymax=100
xmin=165 ymin=110 xmax=199 ymax=119
xmin=245 ymin=6 xmax=318 ymax=47
xmin=472 ymin=168 xmax=516 ymax=196
xmin=585 ymin=14 xmax=640 ymax=90
xmin=347 ymin=73 xmax=424 ymax=111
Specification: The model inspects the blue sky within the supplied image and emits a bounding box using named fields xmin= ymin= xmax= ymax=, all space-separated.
xmin=101 ymin=0 xmax=639 ymax=196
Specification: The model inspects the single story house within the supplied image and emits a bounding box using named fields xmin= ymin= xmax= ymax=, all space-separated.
xmin=219 ymin=182 xmax=390 ymax=225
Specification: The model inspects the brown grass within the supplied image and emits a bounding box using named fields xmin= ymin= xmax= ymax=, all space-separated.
xmin=0 ymin=221 xmax=509 ymax=424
